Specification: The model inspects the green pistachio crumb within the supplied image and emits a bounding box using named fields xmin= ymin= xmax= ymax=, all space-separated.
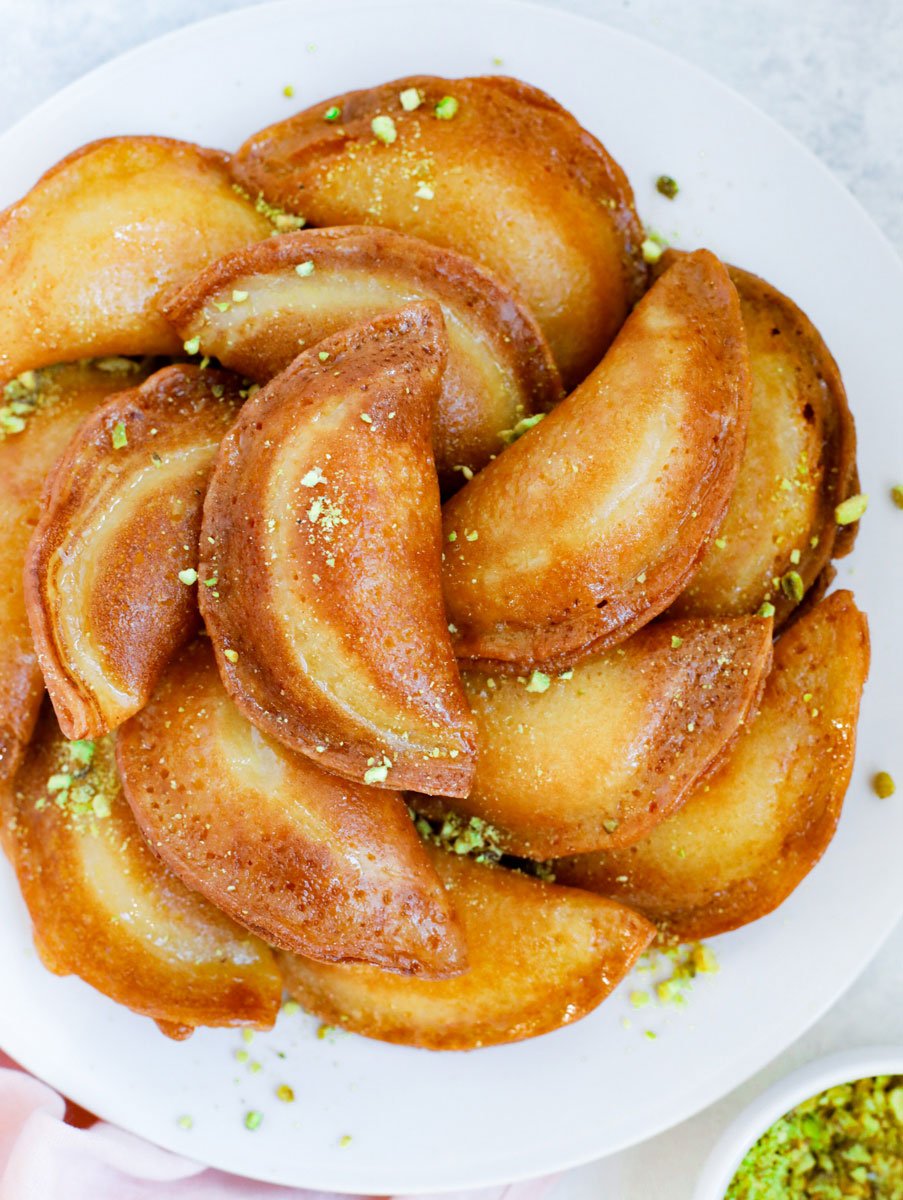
xmin=339 ymin=1135 xmax=352 ymax=1148
xmin=318 ymin=351 xmax=331 ymax=362
xmin=399 ymin=87 xmax=422 ymax=111
xmin=891 ymin=485 xmax=903 ymax=509
xmin=835 ymin=493 xmax=868 ymax=525
xmin=655 ymin=174 xmax=679 ymax=199
xmin=244 ymin=1110 xmax=263 ymax=1131
xmin=644 ymin=1030 xmax=657 ymax=1041
xmin=232 ymin=289 xmax=249 ymax=304
xmin=874 ymin=771 xmax=896 ymax=799
xmin=525 ymin=670 xmax=551 ymax=694
xmin=224 ymin=648 xmax=239 ymax=664
xmin=235 ymin=1048 xmax=249 ymax=1063
xmin=789 ymin=547 xmax=802 ymax=565
xmin=363 ymin=764 xmax=389 ymax=785
xmin=177 ymin=1114 xmax=194 ymax=1130
xmin=781 ymin=570 xmax=805 ymax=604
xmin=281 ymin=999 xmax=301 ymax=1015
xmin=371 ymin=114 xmax=397 ymax=144
xmin=324 ymin=105 xmax=341 ymax=121
xmin=47 ymin=773 xmax=72 ymax=792
xmin=317 ymin=1023 xmax=334 ymax=1040
xmin=178 ymin=568 xmax=198 ymax=586
xmin=68 ymin=739 xmax=95 ymax=766
xmin=602 ymin=818 xmax=620 ymax=834
xmin=447 ymin=530 xmax=457 ymax=542
xmin=671 ymin=635 xmax=684 ymax=649
xmin=110 ymin=421 xmax=128 ymax=450
xmin=758 ymin=601 xmax=776 ymax=618
xmin=213 ymin=300 xmax=231 ymax=313
xmin=276 ymin=1084 xmax=295 ymax=1102
xmin=283 ymin=84 xmax=294 ymax=98
xmin=641 ymin=237 xmax=664 ymax=264
xmin=183 ymin=336 xmax=201 ymax=356
xmin=435 ymin=95 xmax=458 ymax=119
xmin=500 ymin=412 xmax=545 ymax=445
xmin=295 ymin=260 xmax=315 ymax=277
xmin=726 ymin=1073 xmax=903 ymax=1199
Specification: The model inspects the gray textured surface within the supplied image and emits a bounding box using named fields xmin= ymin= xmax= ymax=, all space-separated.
xmin=1 ymin=2 xmax=901 ymax=1197
xmin=1 ymin=0 xmax=902 ymax=252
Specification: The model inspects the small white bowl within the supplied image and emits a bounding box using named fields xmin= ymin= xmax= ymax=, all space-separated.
xmin=693 ymin=1045 xmax=903 ymax=1200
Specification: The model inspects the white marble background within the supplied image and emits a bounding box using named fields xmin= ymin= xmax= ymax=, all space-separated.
xmin=1 ymin=2 xmax=902 ymax=1197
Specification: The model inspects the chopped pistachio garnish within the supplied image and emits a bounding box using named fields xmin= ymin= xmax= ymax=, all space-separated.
xmin=68 ymin=739 xmax=95 ymax=766
xmin=276 ymin=1084 xmax=295 ymax=1102
xmin=281 ymin=999 xmax=301 ymax=1015
xmin=655 ymin=174 xmax=679 ymax=199
xmin=671 ymin=635 xmax=683 ymax=649
xmin=301 ymin=467 xmax=324 ymax=487
xmin=835 ymin=493 xmax=868 ymax=525
xmin=318 ymin=351 xmax=331 ymax=362
xmin=790 ymin=547 xmax=802 ymax=565
xmin=371 ymin=114 xmax=397 ymax=144
xmin=415 ymin=182 xmax=435 ymax=200
xmin=874 ymin=771 xmax=896 ymax=799
xmin=435 ymin=95 xmax=459 ymax=119
xmin=399 ymin=87 xmax=422 ymax=111
xmin=295 ymin=260 xmax=315 ymax=277
xmin=781 ymin=570 xmax=805 ymax=604
xmin=178 ymin=568 xmax=198 ymax=586
xmin=447 ymin=530 xmax=457 ymax=542
xmin=758 ymin=601 xmax=776 ymax=618
xmin=252 ymin=194 xmax=306 ymax=232
xmin=464 ymin=529 xmax=478 ymax=541
xmin=602 ymin=818 xmax=620 ymax=834
xmin=524 ymin=670 xmax=551 ymax=694
xmin=339 ymin=1135 xmax=353 ymax=1148
xmin=415 ymin=810 xmax=503 ymax=864
xmin=47 ymin=773 xmax=73 ymax=793
xmin=183 ymin=336 xmax=201 ymax=356
xmin=244 ymin=1110 xmax=263 ymax=1131
xmin=213 ymin=300 xmax=231 ymax=313
xmin=630 ymin=989 xmax=650 ymax=1008
xmin=892 ymin=485 xmax=903 ymax=509
xmin=224 ymin=648 xmax=239 ymax=664
xmin=363 ymin=764 xmax=389 ymax=785
xmin=283 ymin=84 xmax=295 ymax=98
xmin=177 ymin=1114 xmax=194 ymax=1130
xmin=241 ymin=1028 xmax=254 ymax=1043
xmin=324 ymin=105 xmax=341 ymax=121
xmin=641 ymin=237 xmax=664 ymax=264
xmin=110 ymin=421 xmax=128 ymax=450
xmin=726 ymin=1074 xmax=903 ymax=1199
xmin=500 ymin=412 xmax=545 ymax=445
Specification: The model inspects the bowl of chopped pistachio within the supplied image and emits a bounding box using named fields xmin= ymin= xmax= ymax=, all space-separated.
xmin=694 ymin=1046 xmax=903 ymax=1200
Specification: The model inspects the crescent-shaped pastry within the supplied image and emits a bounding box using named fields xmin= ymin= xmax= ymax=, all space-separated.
xmin=277 ymin=843 xmax=654 ymax=1050
xmin=441 ymin=250 xmax=751 ymax=669
xmin=670 ymin=263 xmax=858 ymax=624
xmin=411 ymin=613 xmax=773 ymax=860
xmin=0 ymin=136 xmax=271 ymax=383
xmin=25 ymin=365 xmax=243 ymax=739
xmin=554 ymin=591 xmax=869 ymax=939
xmin=117 ymin=639 xmax=467 ymax=977
xmin=162 ymin=226 xmax=563 ymax=483
xmin=0 ymin=360 xmax=151 ymax=780
xmin=200 ymin=303 xmax=477 ymax=795
xmin=1 ymin=705 xmax=282 ymax=1037
xmin=232 ymin=75 xmax=646 ymax=387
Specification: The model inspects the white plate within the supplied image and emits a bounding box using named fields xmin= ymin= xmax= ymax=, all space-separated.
xmin=2 ymin=1 xmax=902 ymax=1193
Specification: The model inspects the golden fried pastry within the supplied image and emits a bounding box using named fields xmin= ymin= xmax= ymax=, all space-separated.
xmin=25 ymin=365 xmax=242 ymax=740
xmin=232 ymin=75 xmax=646 ymax=386
xmin=117 ymin=639 xmax=467 ymax=977
xmin=671 ymin=263 xmax=858 ymax=624
xmin=0 ymin=360 xmax=151 ymax=780
xmin=278 ymin=842 xmax=654 ymax=1049
xmin=0 ymin=137 xmax=271 ymax=383
xmin=441 ymin=250 xmax=751 ymax=669
xmin=1 ymin=704 xmax=282 ymax=1036
xmin=200 ymin=304 xmax=477 ymax=795
xmin=411 ymin=614 xmax=773 ymax=859
xmin=162 ymin=227 xmax=563 ymax=482
xmin=555 ymin=591 xmax=869 ymax=938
